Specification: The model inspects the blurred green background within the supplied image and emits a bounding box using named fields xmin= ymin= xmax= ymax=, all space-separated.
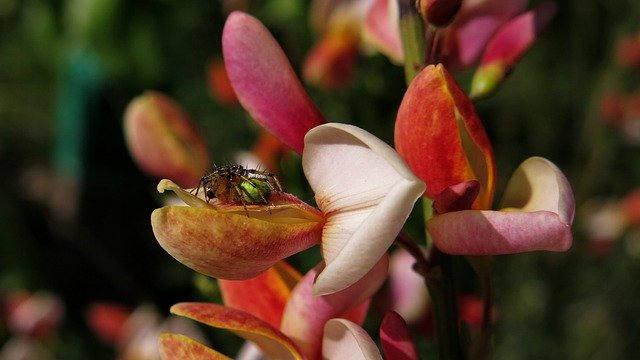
xmin=1 ymin=0 xmax=640 ymax=358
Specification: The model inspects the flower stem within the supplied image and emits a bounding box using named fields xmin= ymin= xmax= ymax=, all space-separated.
xmin=396 ymin=231 xmax=465 ymax=360
xmin=398 ymin=0 xmax=426 ymax=84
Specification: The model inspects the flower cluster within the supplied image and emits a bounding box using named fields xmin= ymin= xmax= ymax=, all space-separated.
xmin=123 ymin=4 xmax=574 ymax=359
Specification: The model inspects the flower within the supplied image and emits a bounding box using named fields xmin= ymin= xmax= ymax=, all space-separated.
xmin=469 ymin=2 xmax=557 ymax=99
xmin=420 ymin=0 xmax=557 ymax=98
xmin=160 ymin=259 xmax=389 ymax=359
xmin=427 ymin=157 xmax=574 ymax=255
xmin=151 ymin=12 xmax=425 ymax=295
xmin=152 ymin=123 xmax=424 ymax=295
xmin=396 ymin=64 xmax=574 ymax=255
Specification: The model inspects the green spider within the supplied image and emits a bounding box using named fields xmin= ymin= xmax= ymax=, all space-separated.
xmin=193 ymin=164 xmax=282 ymax=212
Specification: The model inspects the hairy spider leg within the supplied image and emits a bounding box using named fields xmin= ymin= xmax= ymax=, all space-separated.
xmin=244 ymin=168 xmax=283 ymax=192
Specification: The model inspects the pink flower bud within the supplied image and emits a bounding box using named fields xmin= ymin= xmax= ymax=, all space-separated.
xmin=123 ymin=92 xmax=210 ymax=187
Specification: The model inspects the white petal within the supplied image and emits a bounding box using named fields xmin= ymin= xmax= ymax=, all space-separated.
xmin=500 ymin=156 xmax=575 ymax=224
xmin=303 ymin=123 xmax=425 ymax=294
xmin=322 ymin=319 xmax=382 ymax=360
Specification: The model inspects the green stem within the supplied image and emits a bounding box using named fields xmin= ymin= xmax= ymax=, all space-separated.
xmin=398 ymin=0 xmax=426 ymax=84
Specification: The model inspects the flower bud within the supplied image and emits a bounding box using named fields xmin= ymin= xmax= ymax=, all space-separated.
xmin=395 ymin=64 xmax=496 ymax=209
xmin=419 ymin=0 xmax=462 ymax=27
xmin=123 ymin=91 xmax=210 ymax=187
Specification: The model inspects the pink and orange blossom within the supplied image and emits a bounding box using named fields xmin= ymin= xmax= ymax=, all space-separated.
xmin=152 ymin=123 xmax=425 ymax=295
xmin=395 ymin=63 xmax=574 ymax=255
xmin=161 ymin=259 xmax=390 ymax=359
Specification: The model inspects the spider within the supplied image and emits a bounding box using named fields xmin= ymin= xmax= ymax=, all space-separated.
xmin=193 ymin=164 xmax=282 ymax=212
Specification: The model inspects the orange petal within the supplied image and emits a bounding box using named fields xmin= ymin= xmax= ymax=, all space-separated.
xmin=159 ymin=333 xmax=231 ymax=360
xmin=152 ymin=180 xmax=324 ymax=280
xmin=219 ymin=261 xmax=301 ymax=328
xmin=171 ymin=303 xmax=303 ymax=360
xmin=395 ymin=64 xmax=496 ymax=209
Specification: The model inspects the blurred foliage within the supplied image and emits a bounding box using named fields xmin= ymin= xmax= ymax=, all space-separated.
xmin=2 ymin=0 xmax=640 ymax=358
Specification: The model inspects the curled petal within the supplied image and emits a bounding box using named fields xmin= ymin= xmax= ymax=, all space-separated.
xmin=123 ymin=91 xmax=210 ymax=187
xmin=500 ymin=157 xmax=575 ymax=223
xmin=281 ymin=258 xmax=388 ymax=359
xmin=223 ymin=11 xmax=325 ymax=153
xmin=433 ymin=180 xmax=480 ymax=214
xmin=170 ymin=303 xmax=303 ymax=360
xmin=363 ymin=0 xmax=403 ymax=63
xmin=303 ymin=123 xmax=425 ymax=294
xmin=323 ymin=319 xmax=383 ymax=360
xmin=428 ymin=157 xmax=575 ymax=255
xmin=218 ymin=261 xmax=301 ymax=328
xmin=470 ymin=2 xmax=557 ymax=99
xmin=395 ymin=64 xmax=495 ymax=209
xmin=380 ymin=311 xmax=418 ymax=360
xmin=151 ymin=180 xmax=324 ymax=280
xmin=159 ymin=333 xmax=231 ymax=360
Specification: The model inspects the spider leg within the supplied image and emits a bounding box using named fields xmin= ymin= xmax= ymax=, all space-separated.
xmin=270 ymin=175 xmax=283 ymax=192
xmin=232 ymin=183 xmax=250 ymax=217
xmin=245 ymin=169 xmax=283 ymax=193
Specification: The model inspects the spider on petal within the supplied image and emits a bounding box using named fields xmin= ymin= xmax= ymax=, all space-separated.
xmin=192 ymin=164 xmax=283 ymax=212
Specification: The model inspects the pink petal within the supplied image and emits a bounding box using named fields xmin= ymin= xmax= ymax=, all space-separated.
xmin=323 ymin=319 xmax=383 ymax=360
xmin=479 ymin=2 xmax=557 ymax=67
xmin=302 ymin=123 xmax=425 ymax=294
xmin=428 ymin=157 xmax=575 ymax=255
xmin=388 ymin=250 xmax=429 ymax=324
xmin=379 ymin=311 xmax=418 ymax=360
xmin=223 ymin=12 xmax=325 ymax=153
xmin=440 ymin=0 xmax=527 ymax=69
xmin=470 ymin=2 xmax=557 ymax=98
xmin=280 ymin=257 xmax=388 ymax=359
xmin=362 ymin=0 xmax=403 ymax=63
xmin=171 ymin=303 xmax=303 ymax=360
xmin=428 ymin=210 xmax=572 ymax=255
